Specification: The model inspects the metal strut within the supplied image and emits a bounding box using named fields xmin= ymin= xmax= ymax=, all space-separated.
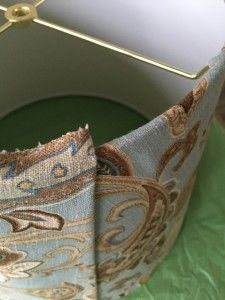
xmin=0 ymin=1 xmax=209 ymax=79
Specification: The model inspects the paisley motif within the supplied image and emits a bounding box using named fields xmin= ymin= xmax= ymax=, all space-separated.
xmin=22 ymin=282 xmax=84 ymax=299
xmin=156 ymin=121 xmax=201 ymax=179
xmin=96 ymin=143 xmax=134 ymax=176
xmin=0 ymin=210 xmax=64 ymax=232
xmin=164 ymin=78 xmax=208 ymax=137
xmin=96 ymin=176 xmax=178 ymax=282
xmin=0 ymin=128 xmax=96 ymax=210
xmin=0 ymin=247 xmax=42 ymax=283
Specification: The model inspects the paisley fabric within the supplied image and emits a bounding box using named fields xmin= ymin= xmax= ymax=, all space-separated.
xmin=0 ymin=47 xmax=224 ymax=300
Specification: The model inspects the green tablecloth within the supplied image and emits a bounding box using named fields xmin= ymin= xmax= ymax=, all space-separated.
xmin=0 ymin=96 xmax=224 ymax=300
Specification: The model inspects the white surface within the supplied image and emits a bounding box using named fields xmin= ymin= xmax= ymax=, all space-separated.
xmin=0 ymin=0 xmax=224 ymax=119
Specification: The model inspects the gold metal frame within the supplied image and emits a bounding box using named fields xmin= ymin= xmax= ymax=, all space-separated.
xmin=0 ymin=1 xmax=209 ymax=79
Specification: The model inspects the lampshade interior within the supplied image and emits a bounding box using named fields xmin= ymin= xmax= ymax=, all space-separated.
xmin=0 ymin=0 xmax=224 ymax=120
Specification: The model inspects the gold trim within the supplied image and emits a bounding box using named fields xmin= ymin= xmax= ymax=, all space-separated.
xmin=5 ymin=3 xmax=37 ymax=23
xmin=0 ymin=1 xmax=209 ymax=80
xmin=33 ymin=0 xmax=46 ymax=7
xmin=0 ymin=4 xmax=7 ymax=11
xmin=0 ymin=21 xmax=12 ymax=33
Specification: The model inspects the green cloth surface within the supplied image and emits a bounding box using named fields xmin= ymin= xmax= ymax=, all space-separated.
xmin=0 ymin=96 xmax=224 ymax=300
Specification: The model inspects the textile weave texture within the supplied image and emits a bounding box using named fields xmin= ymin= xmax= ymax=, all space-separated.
xmin=0 ymin=47 xmax=225 ymax=300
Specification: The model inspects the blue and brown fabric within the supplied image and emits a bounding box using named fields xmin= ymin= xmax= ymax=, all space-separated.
xmin=0 ymin=47 xmax=224 ymax=300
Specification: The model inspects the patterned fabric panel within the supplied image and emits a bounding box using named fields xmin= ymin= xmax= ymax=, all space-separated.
xmin=0 ymin=129 xmax=98 ymax=300
xmin=95 ymin=48 xmax=225 ymax=299
xmin=0 ymin=48 xmax=224 ymax=300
